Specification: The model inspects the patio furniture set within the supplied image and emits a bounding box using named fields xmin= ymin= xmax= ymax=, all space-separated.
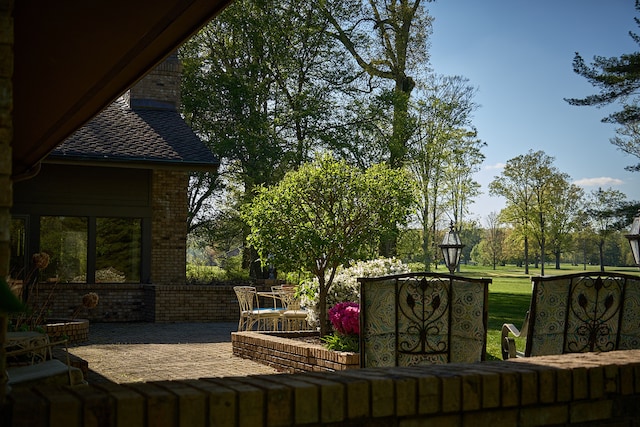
xmin=234 ymin=271 xmax=640 ymax=368
xmin=234 ymin=285 xmax=309 ymax=332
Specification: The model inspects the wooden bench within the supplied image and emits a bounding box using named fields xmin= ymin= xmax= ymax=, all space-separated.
xmin=358 ymin=272 xmax=491 ymax=367
xmin=502 ymin=272 xmax=640 ymax=359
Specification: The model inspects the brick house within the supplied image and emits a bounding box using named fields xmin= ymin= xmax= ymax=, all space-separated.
xmin=10 ymin=53 xmax=218 ymax=288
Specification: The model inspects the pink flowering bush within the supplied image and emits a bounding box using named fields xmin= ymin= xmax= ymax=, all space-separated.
xmin=322 ymin=302 xmax=360 ymax=352
xmin=329 ymin=302 xmax=360 ymax=335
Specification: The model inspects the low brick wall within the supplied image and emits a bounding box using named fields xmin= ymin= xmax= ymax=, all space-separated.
xmin=27 ymin=283 xmax=148 ymax=322
xmin=25 ymin=283 xmax=269 ymax=323
xmin=43 ymin=319 xmax=89 ymax=345
xmin=232 ymin=331 xmax=360 ymax=373
xmin=6 ymin=350 xmax=640 ymax=426
xmin=152 ymin=285 xmax=239 ymax=322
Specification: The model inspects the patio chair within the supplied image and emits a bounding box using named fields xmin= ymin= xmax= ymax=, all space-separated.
xmin=5 ymin=335 xmax=86 ymax=388
xmin=277 ymin=286 xmax=309 ymax=331
xmin=233 ymin=286 xmax=281 ymax=331
xmin=501 ymin=272 xmax=640 ymax=359
xmin=358 ymin=272 xmax=491 ymax=367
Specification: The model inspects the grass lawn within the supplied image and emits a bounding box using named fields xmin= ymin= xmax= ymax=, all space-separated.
xmin=457 ymin=263 xmax=640 ymax=360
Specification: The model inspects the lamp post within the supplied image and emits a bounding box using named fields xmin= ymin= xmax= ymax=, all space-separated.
xmin=626 ymin=209 xmax=640 ymax=268
xmin=439 ymin=222 xmax=465 ymax=275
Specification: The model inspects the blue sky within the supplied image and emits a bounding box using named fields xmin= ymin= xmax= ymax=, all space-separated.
xmin=427 ymin=0 xmax=640 ymax=222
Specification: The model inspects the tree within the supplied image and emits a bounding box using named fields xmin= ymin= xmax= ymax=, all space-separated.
xmin=321 ymin=0 xmax=434 ymax=169
xmin=409 ymin=75 xmax=483 ymax=270
xmin=442 ymin=132 xmax=485 ymax=248
xmin=527 ymin=155 xmax=572 ymax=276
xmin=489 ymin=150 xmax=539 ymax=274
xmin=491 ymin=151 xmax=577 ymax=275
xmin=586 ymin=187 xmax=629 ymax=271
xmin=546 ymin=182 xmax=585 ymax=270
xmin=571 ymin=211 xmax=597 ymax=270
xmin=565 ymin=1 xmax=640 ymax=171
xmin=242 ymin=153 xmax=415 ymax=336
xmin=320 ymin=0 xmax=434 ymax=258
xmin=181 ymin=0 xmax=354 ymax=276
xmin=484 ymin=212 xmax=505 ymax=270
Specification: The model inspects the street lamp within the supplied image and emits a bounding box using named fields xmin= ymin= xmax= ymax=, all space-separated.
xmin=626 ymin=209 xmax=640 ymax=268
xmin=439 ymin=222 xmax=465 ymax=275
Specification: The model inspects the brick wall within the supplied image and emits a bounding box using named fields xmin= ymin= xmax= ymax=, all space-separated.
xmin=27 ymin=283 xmax=148 ymax=322
xmin=25 ymin=283 xmax=256 ymax=323
xmin=6 ymin=350 xmax=640 ymax=426
xmin=153 ymin=285 xmax=240 ymax=322
xmin=151 ymin=170 xmax=188 ymax=285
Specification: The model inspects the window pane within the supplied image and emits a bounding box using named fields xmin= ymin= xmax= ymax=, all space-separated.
xmin=40 ymin=216 xmax=87 ymax=283
xmin=96 ymin=218 xmax=141 ymax=283
xmin=10 ymin=217 xmax=26 ymax=281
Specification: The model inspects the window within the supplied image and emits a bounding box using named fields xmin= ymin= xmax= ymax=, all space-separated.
xmin=40 ymin=216 xmax=88 ymax=283
xmin=96 ymin=218 xmax=141 ymax=282
xmin=10 ymin=216 xmax=27 ymax=281
xmin=37 ymin=216 xmax=142 ymax=283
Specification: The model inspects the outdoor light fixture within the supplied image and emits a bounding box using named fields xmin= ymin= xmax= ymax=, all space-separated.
xmin=439 ymin=222 xmax=465 ymax=275
xmin=626 ymin=209 xmax=640 ymax=268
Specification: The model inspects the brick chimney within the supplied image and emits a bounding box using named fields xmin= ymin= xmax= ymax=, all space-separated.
xmin=127 ymin=51 xmax=181 ymax=111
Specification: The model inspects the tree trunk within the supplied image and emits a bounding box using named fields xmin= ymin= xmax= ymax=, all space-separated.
xmin=539 ymin=213 xmax=545 ymax=276
xmin=524 ymin=235 xmax=529 ymax=274
xmin=318 ymin=276 xmax=329 ymax=337
xmin=421 ymin=216 xmax=431 ymax=271
xmin=599 ymin=240 xmax=605 ymax=272
xmin=555 ymin=251 xmax=561 ymax=269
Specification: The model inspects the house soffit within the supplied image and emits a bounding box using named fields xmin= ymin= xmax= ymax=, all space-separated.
xmin=12 ymin=0 xmax=232 ymax=179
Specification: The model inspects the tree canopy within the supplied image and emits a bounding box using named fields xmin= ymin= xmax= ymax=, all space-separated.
xmin=242 ymin=153 xmax=415 ymax=334
xmin=565 ymin=1 xmax=640 ymax=171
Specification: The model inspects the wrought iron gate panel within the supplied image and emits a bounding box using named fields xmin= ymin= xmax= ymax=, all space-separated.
xmin=565 ymin=275 xmax=624 ymax=353
xmin=359 ymin=273 xmax=490 ymax=368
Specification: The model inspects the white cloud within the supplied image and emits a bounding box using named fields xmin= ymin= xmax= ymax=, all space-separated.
xmin=484 ymin=162 xmax=505 ymax=170
xmin=572 ymin=177 xmax=624 ymax=187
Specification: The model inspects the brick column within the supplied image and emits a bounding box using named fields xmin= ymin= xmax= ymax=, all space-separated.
xmin=0 ymin=0 xmax=12 ymax=405
xmin=151 ymin=170 xmax=188 ymax=285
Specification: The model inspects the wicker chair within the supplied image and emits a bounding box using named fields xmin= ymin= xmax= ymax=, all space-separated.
xmin=277 ymin=286 xmax=309 ymax=331
xmin=233 ymin=286 xmax=281 ymax=331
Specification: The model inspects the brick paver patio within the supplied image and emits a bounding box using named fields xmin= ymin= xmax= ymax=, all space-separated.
xmin=68 ymin=322 xmax=280 ymax=384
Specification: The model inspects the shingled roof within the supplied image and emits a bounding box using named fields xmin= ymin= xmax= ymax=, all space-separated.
xmin=47 ymin=96 xmax=218 ymax=171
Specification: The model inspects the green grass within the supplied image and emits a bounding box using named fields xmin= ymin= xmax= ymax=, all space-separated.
xmin=457 ymin=263 xmax=640 ymax=360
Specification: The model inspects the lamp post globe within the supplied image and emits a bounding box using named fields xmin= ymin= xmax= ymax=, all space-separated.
xmin=439 ymin=222 xmax=465 ymax=275
xmin=625 ymin=209 xmax=640 ymax=268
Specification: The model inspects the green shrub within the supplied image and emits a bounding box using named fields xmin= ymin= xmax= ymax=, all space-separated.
xmin=186 ymin=264 xmax=226 ymax=283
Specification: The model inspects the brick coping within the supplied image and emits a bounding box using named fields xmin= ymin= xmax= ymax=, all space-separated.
xmin=232 ymin=330 xmax=360 ymax=373
xmin=7 ymin=349 xmax=640 ymax=426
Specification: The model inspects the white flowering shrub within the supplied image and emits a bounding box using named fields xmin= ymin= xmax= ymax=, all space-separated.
xmin=299 ymin=257 xmax=410 ymax=327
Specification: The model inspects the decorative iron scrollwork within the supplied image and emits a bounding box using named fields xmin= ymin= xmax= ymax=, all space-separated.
xmin=397 ymin=277 xmax=450 ymax=355
xmin=566 ymin=275 xmax=623 ymax=353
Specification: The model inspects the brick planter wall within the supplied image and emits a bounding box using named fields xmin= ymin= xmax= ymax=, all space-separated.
xmin=42 ymin=319 xmax=89 ymax=345
xmin=232 ymin=331 xmax=360 ymax=373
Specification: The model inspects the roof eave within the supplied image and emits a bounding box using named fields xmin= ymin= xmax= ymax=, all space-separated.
xmin=43 ymin=156 xmax=220 ymax=173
